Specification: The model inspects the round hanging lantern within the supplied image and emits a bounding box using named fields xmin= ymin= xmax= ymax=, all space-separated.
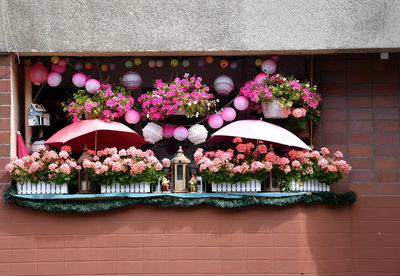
xmin=220 ymin=59 xmax=229 ymax=68
xmin=254 ymin=73 xmax=267 ymax=84
xmin=109 ymin=63 xmax=117 ymax=70
xmin=171 ymin=59 xmax=179 ymax=67
xmin=75 ymin=63 xmax=83 ymax=70
xmin=51 ymin=63 xmax=66 ymax=74
xmin=234 ymin=96 xmax=249 ymax=111
xmin=58 ymin=59 xmax=67 ymax=67
xmin=28 ymin=62 xmax=48 ymax=85
xmin=125 ymin=60 xmax=133 ymax=69
xmin=72 ymin=73 xmax=87 ymax=88
xmin=143 ymin=123 xmax=163 ymax=144
xmin=230 ymin=61 xmax=238 ymax=69
xmin=173 ymin=126 xmax=189 ymax=141
xmin=221 ymin=107 xmax=236 ymax=122
xmin=188 ymin=124 xmax=208 ymax=145
xmin=205 ymin=57 xmax=214 ymax=64
xmin=84 ymin=62 xmax=93 ymax=70
xmin=208 ymin=114 xmax=224 ymax=129
xmin=182 ymin=60 xmax=190 ymax=67
xmin=125 ymin=110 xmax=140 ymax=124
xmin=51 ymin=56 xmax=59 ymax=64
xmin=156 ymin=60 xmax=163 ymax=68
xmin=148 ymin=60 xmax=156 ymax=68
xmin=255 ymin=58 xmax=263 ymax=66
xmin=162 ymin=124 xmax=175 ymax=138
xmin=133 ymin=58 xmax=142 ymax=66
xmin=271 ymin=55 xmax=280 ymax=63
xmin=100 ymin=64 xmax=109 ymax=72
xmin=197 ymin=59 xmax=205 ymax=67
xmin=213 ymin=75 xmax=234 ymax=96
xmin=261 ymin=59 xmax=276 ymax=75
xmin=47 ymin=72 xmax=62 ymax=87
xmin=85 ymin=79 xmax=101 ymax=94
xmin=122 ymin=71 xmax=142 ymax=90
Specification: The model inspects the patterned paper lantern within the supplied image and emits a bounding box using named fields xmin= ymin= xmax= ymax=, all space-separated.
xmin=261 ymin=59 xmax=276 ymax=74
xmin=214 ymin=75 xmax=234 ymax=96
xmin=254 ymin=73 xmax=267 ymax=84
xmin=109 ymin=63 xmax=117 ymax=70
xmin=100 ymin=64 xmax=109 ymax=72
xmin=75 ymin=63 xmax=83 ymax=70
xmin=156 ymin=60 xmax=164 ymax=68
xmin=133 ymin=58 xmax=142 ymax=66
xmin=72 ymin=73 xmax=87 ymax=88
xmin=221 ymin=107 xmax=236 ymax=122
xmin=47 ymin=72 xmax=62 ymax=87
xmin=162 ymin=124 xmax=175 ymax=138
xmin=84 ymin=62 xmax=93 ymax=70
xmin=143 ymin=123 xmax=163 ymax=144
xmin=230 ymin=61 xmax=238 ymax=69
xmin=255 ymin=58 xmax=263 ymax=66
xmin=188 ymin=124 xmax=208 ymax=145
xmin=171 ymin=59 xmax=179 ymax=67
xmin=208 ymin=114 xmax=224 ymax=129
xmin=122 ymin=71 xmax=142 ymax=90
xmin=182 ymin=60 xmax=190 ymax=67
xmin=125 ymin=60 xmax=133 ymax=69
xmin=148 ymin=59 xmax=156 ymax=68
xmin=205 ymin=56 xmax=214 ymax=64
xmin=220 ymin=59 xmax=229 ymax=68
xmin=51 ymin=56 xmax=59 ymax=64
xmin=234 ymin=96 xmax=249 ymax=111
xmin=125 ymin=110 xmax=140 ymax=124
xmin=28 ymin=62 xmax=48 ymax=85
xmin=173 ymin=126 xmax=188 ymax=141
xmin=58 ymin=59 xmax=67 ymax=67
xmin=271 ymin=55 xmax=280 ymax=63
xmin=197 ymin=59 xmax=205 ymax=67
xmin=85 ymin=79 xmax=101 ymax=94
xmin=51 ymin=63 xmax=66 ymax=74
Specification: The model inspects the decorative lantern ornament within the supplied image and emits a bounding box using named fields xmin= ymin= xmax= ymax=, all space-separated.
xmin=58 ymin=59 xmax=67 ymax=67
xmin=85 ymin=79 xmax=101 ymax=94
xmin=122 ymin=71 xmax=142 ymax=90
xmin=271 ymin=55 xmax=280 ymax=63
xmin=109 ymin=63 xmax=117 ymax=70
xmin=51 ymin=63 xmax=66 ymax=74
xmin=255 ymin=58 xmax=263 ymax=66
xmin=162 ymin=124 xmax=175 ymax=138
xmin=133 ymin=58 xmax=142 ymax=66
xmin=261 ymin=59 xmax=277 ymax=75
xmin=72 ymin=73 xmax=87 ymax=88
xmin=148 ymin=59 xmax=156 ymax=68
xmin=143 ymin=123 xmax=163 ymax=144
xmin=234 ymin=96 xmax=249 ymax=111
xmin=197 ymin=59 xmax=205 ymax=67
xmin=220 ymin=59 xmax=229 ymax=68
xmin=188 ymin=124 xmax=208 ymax=145
xmin=173 ymin=126 xmax=188 ymax=141
xmin=213 ymin=75 xmax=234 ymax=96
xmin=171 ymin=146 xmax=191 ymax=193
xmin=205 ymin=56 xmax=214 ymax=64
xmin=221 ymin=107 xmax=236 ymax=122
xmin=230 ymin=61 xmax=238 ymax=69
xmin=208 ymin=114 xmax=224 ymax=129
xmin=254 ymin=73 xmax=267 ymax=84
xmin=171 ymin=59 xmax=179 ymax=67
xmin=84 ymin=62 xmax=93 ymax=70
xmin=51 ymin=56 xmax=59 ymax=64
xmin=125 ymin=60 xmax=133 ymax=69
xmin=182 ymin=60 xmax=190 ymax=67
xmin=75 ymin=63 xmax=83 ymax=70
xmin=156 ymin=60 xmax=163 ymax=68
xmin=77 ymin=145 xmax=95 ymax=194
xmin=124 ymin=110 xmax=140 ymax=124
xmin=47 ymin=72 xmax=62 ymax=87
xmin=28 ymin=62 xmax=48 ymax=85
xmin=100 ymin=64 xmax=109 ymax=72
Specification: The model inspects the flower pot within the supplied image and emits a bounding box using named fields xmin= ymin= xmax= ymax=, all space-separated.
xmin=100 ymin=182 xmax=150 ymax=193
xmin=212 ymin=179 xmax=261 ymax=193
xmin=261 ymin=99 xmax=289 ymax=119
xmin=16 ymin=182 xmax=68 ymax=195
xmin=290 ymin=179 xmax=330 ymax=192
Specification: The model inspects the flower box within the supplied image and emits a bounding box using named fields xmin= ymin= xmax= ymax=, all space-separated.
xmin=100 ymin=182 xmax=150 ymax=193
xmin=261 ymin=99 xmax=289 ymax=119
xmin=290 ymin=179 xmax=330 ymax=192
xmin=212 ymin=179 xmax=261 ymax=193
xmin=16 ymin=182 xmax=68 ymax=195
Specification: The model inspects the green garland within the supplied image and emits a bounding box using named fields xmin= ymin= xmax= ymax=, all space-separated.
xmin=3 ymin=186 xmax=357 ymax=213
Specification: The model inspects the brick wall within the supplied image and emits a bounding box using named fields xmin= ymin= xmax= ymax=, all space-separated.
xmin=0 ymin=55 xmax=11 ymax=187
xmin=0 ymin=53 xmax=398 ymax=276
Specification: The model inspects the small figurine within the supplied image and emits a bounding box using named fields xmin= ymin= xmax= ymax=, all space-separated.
xmin=161 ymin=177 xmax=170 ymax=192
xmin=189 ymin=174 xmax=197 ymax=192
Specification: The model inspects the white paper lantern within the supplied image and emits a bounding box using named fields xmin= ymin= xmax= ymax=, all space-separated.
xmin=31 ymin=140 xmax=50 ymax=153
xmin=188 ymin=124 xmax=208 ymax=145
xmin=213 ymin=75 xmax=234 ymax=96
xmin=142 ymin=123 xmax=163 ymax=144
xmin=122 ymin=71 xmax=142 ymax=90
xmin=261 ymin=59 xmax=277 ymax=75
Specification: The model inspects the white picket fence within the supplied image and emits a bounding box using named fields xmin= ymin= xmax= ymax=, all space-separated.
xmin=16 ymin=182 xmax=68 ymax=195
xmin=100 ymin=182 xmax=150 ymax=193
xmin=212 ymin=179 xmax=261 ymax=193
xmin=290 ymin=179 xmax=330 ymax=192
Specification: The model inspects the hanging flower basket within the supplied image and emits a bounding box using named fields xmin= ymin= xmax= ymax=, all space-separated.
xmin=16 ymin=182 xmax=68 ymax=195
xmin=212 ymin=179 xmax=261 ymax=193
xmin=290 ymin=179 xmax=330 ymax=192
xmin=100 ymin=182 xmax=150 ymax=193
xmin=261 ymin=99 xmax=289 ymax=119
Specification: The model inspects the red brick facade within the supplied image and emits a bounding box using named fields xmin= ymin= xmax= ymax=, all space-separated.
xmin=0 ymin=53 xmax=398 ymax=275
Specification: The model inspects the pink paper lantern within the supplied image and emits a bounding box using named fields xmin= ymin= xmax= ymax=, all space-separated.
xmin=271 ymin=55 xmax=280 ymax=63
xmin=261 ymin=59 xmax=276 ymax=75
xmin=208 ymin=114 xmax=224 ymax=129
xmin=28 ymin=62 xmax=48 ymax=85
xmin=162 ymin=124 xmax=175 ymax=138
xmin=125 ymin=110 xmax=140 ymax=124
xmin=230 ymin=61 xmax=238 ymax=69
xmin=85 ymin=79 xmax=101 ymax=94
xmin=234 ymin=96 xmax=249 ymax=111
xmin=254 ymin=73 xmax=267 ymax=84
xmin=122 ymin=71 xmax=142 ymax=89
xmin=173 ymin=126 xmax=188 ymax=141
xmin=221 ymin=107 xmax=236 ymax=122
xmin=51 ymin=63 xmax=66 ymax=74
xmin=58 ymin=59 xmax=67 ymax=67
xmin=72 ymin=73 xmax=87 ymax=88
xmin=47 ymin=72 xmax=62 ymax=87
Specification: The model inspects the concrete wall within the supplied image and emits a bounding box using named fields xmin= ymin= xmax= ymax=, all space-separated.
xmin=1 ymin=0 xmax=400 ymax=54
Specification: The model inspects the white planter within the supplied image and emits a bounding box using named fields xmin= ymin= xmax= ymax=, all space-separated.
xmin=261 ymin=99 xmax=289 ymax=119
xmin=100 ymin=182 xmax=150 ymax=193
xmin=290 ymin=179 xmax=330 ymax=192
xmin=212 ymin=179 xmax=261 ymax=193
xmin=16 ymin=182 xmax=68 ymax=195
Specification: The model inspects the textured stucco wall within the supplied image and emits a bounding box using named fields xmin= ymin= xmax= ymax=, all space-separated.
xmin=0 ymin=0 xmax=399 ymax=54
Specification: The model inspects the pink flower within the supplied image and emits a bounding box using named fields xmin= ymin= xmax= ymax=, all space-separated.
xmin=291 ymin=108 xmax=307 ymax=118
xmin=333 ymin=151 xmax=344 ymax=159
xmin=59 ymin=151 xmax=69 ymax=159
xmin=162 ymin=158 xmax=171 ymax=167
xmin=321 ymin=147 xmax=330 ymax=155
xmin=5 ymin=163 xmax=13 ymax=172
xmin=292 ymin=160 xmax=301 ymax=168
xmin=48 ymin=163 xmax=57 ymax=171
xmin=59 ymin=164 xmax=71 ymax=174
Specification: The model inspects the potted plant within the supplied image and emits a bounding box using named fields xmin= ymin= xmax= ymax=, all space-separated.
xmin=275 ymin=147 xmax=352 ymax=192
xmin=82 ymin=147 xmax=170 ymax=193
xmin=138 ymin=73 xmax=217 ymax=121
xmin=194 ymin=138 xmax=280 ymax=192
xmin=5 ymin=146 xmax=80 ymax=194
xmin=63 ymin=84 xmax=134 ymax=122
